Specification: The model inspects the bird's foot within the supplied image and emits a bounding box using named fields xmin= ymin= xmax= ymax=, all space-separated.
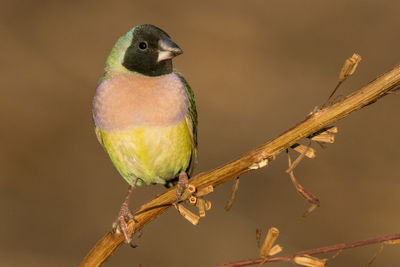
xmin=176 ymin=171 xmax=189 ymax=200
xmin=112 ymin=183 xmax=137 ymax=244
xmin=112 ymin=202 xmax=136 ymax=243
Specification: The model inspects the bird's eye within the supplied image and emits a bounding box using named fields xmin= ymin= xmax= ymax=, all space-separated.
xmin=138 ymin=41 xmax=148 ymax=51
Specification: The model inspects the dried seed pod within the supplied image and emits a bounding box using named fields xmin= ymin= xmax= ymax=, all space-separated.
xmin=311 ymin=132 xmax=335 ymax=143
xmin=174 ymin=204 xmax=199 ymax=225
xmin=187 ymin=184 xmax=196 ymax=193
xmin=196 ymin=198 xmax=206 ymax=217
xmin=249 ymin=158 xmax=269 ymax=170
xmin=196 ymin=185 xmax=213 ymax=197
xmin=326 ymin=126 xmax=338 ymax=133
xmin=293 ymin=255 xmax=327 ymax=267
xmin=260 ymin=227 xmax=280 ymax=257
xmin=256 ymin=229 xmax=262 ymax=248
xmin=327 ymin=54 xmax=361 ymax=101
xmin=384 ymin=239 xmax=400 ymax=245
xmin=204 ymin=200 xmax=212 ymax=210
xmin=268 ymin=244 xmax=283 ymax=256
xmin=180 ymin=184 xmax=197 ymax=200
xmin=339 ymin=53 xmax=361 ymax=82
xmin=292 ymin=144 xmax=316 ymax=159
xmin=189 ymin=195 xmax=197 ymax=205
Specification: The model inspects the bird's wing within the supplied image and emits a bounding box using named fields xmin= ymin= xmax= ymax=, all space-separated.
xmin=175 ymin=72 xmax=198 ymax=176
xmin=94 ymin=126 xmax=104 ymax=148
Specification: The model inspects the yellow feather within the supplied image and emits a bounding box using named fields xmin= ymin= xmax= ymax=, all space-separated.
xmin=99 ymin=120 xmax=192 ymax=186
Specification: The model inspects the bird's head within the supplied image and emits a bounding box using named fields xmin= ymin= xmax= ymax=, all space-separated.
xmin=121 ymin=24 xmax=183 ymax=77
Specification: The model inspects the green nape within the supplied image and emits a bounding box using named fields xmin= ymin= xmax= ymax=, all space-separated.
xmin=99 ymin=28 xmax=135 ymax=83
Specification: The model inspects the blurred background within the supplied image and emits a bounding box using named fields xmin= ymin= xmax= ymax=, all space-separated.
xmin=1 ymin=1 xmax=400 ymax=266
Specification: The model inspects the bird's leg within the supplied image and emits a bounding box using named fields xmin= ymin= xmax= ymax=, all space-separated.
xmin=176 ymin=171 xmax=189 ymax=200
xmin=112 ymin=177 xmax=138 ymax=243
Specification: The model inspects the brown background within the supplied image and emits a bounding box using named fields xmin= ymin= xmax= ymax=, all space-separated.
xmin=1 ymin=1 xmax=400 ymax=266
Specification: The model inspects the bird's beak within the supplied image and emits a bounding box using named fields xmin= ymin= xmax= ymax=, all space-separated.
xmin=157 ymin=37 xmax=183 ymax=62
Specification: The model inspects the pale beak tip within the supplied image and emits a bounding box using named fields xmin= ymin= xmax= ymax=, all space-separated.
xmin=157 ymin=37 xmax=183 ymax=62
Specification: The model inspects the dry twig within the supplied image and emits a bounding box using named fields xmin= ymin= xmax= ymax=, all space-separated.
xmin=287 ymin=152 xmax=320 ymax=216
xmin=225 ymin=178 xmax=240 ymax=211
xmin=80 ymin=65 xmax=400 ymax=267
xmin=327 ymin=53 xmax=362 ymax=101
xmin=216 ymin=233 xmax=400 ymax=267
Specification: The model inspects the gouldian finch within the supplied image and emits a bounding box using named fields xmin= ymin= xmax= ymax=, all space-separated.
xmin=92 ymin=24 xmax=197 ymax=243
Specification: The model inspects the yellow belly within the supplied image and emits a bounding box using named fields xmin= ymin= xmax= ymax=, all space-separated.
xmin=99 ymin=120 xmax=192 ymax=186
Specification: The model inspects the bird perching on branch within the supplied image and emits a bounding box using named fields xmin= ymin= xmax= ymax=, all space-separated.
xmin=92 ymin=24 xmax=198 ymax=243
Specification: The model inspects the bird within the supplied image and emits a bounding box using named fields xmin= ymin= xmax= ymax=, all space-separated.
xmin=92 ymin=24 xmax=197 ymax=243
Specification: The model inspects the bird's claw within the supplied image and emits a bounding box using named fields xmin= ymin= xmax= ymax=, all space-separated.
xmin=176 ymin=171 xmax=189 ymax=200
xmin=112 ymin=203 xmax=135 ymax=243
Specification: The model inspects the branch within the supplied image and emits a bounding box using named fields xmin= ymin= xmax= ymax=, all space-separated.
xmin=80 ymin=65 xmax=400 ymax=266
xmin=216 ymin=233 xmax=400 ymax=266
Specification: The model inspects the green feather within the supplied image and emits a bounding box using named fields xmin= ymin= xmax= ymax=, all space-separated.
xmin=175 ymin=72 xmax=198 ymax=175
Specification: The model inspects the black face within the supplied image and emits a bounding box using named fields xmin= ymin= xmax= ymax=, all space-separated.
xmin=122 ymin=24 xmax=174 ymax=77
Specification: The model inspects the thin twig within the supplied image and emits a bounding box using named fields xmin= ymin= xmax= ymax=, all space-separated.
xmin=368 ymin=243 xmax=384 ymax=266
xmin=286 ymin=141 xmax=311 ymax=173
xmin=287 ymin=152 xmax=320 ymax=217
xmin=225 ymin=177 xmax=240 ymax=211
xmin=80 ymin=65 xmax=400 ymax=267
xmin=328 ymin=80 xmax=344 ymax=101
xmin=216 ymin=233 xmax=400 ymax=267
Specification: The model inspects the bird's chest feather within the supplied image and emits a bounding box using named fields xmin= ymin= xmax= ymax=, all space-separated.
xmin=99 ymin=121 xmax=192 ymax=184
xmin=93 ymin=73 xmax=188 ymax=132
